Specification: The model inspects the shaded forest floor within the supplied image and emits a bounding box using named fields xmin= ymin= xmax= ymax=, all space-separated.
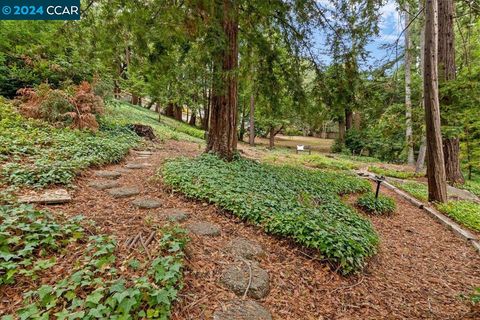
xmin=5 ymin=139 xmax=478 ymax=319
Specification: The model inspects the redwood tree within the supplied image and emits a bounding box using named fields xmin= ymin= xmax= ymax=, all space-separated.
xmin=424 ymin=0 xmax=448 ymax=203
xmin=438 ymin=0 xmax=464 ymax=184
xmin=206 ymin=0 xmax=238 ymax=161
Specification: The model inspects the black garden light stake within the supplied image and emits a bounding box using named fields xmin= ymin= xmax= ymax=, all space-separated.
xmin=374 ymin=175 xmax=385 ymax=199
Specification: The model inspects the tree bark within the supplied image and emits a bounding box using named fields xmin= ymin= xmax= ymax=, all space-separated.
xmin=269 ymin=127 xmax=275 ymax=149
xmin=249 ymin=94 xmax=255 ymax=146
xmin=424 ymin=0 xmax=448 ymax=203
xmin=165 ymin=102 xmax=175 ymax=118
xmin=338 ymin=118 xmax=346 ymax=142
xmin=174 ymin=104 xmax=183 ymax=121
xmin=404 ymin=3 xmax=415 ymax=165
xmin=206 ymin=0 xmax=238 ymax=161
xmin=416 ymin=136 xmax=427 ymax=173
xmin=345 ymin=109 xmax=353 ymax=131
xmin=438 ymin=0 xmax=464 ymax=184
xmin=416 ymin=0 xmax=427 ymax=173
xmin=239 ymin=99 xmax=246 ymax=141
xmin=189 ymin=110 xmax=197 ymax=126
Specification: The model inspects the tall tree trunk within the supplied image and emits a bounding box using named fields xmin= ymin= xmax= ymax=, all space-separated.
xmin=165 ymin=102 xmax=175 ymax=118
xmin=404 ymin=2 xmax=415 ymax=165
xmin=249 ymin=94 xmax=255 ymax=146
xmin=206 ymin=0 xmax=238 ymax=161
xmin=174 ymin=104 xmax=183 ymax=121
xmin=416 ymin=1 xmax=427 ymax=172
xmin=424 ymin=0 xmax=448 ymax=203
xmin=239 ymin=99 xmax=246 ymax=141
xmin=438 ymin=0 xmax=464 ymax=184
xmin=132 ymin=94 xmax=139 ymax=105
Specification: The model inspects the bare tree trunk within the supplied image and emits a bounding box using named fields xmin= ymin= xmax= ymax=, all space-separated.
xmin=269 ymin=127 xmax=275 ymax=149
xmin=249 ymin=94 xmax=255 ymax=146
xmin=424 ymin=0 xmax=448 ymax=203
xmin=438 ymin=0 xmax=464 ymax=184
xmin=174 ymin=104 xmax=183 ymax=121
xmin=165 ymin=102 xmax=175 ymax=117
xmin=206 ymin=0 xmax=238 ymax=161
xmin=416 ymin=1 xmax=427 ymax=172
xmin=345 ymin=109 xmax=353 ymax=131
xmin=239 ymin=99 xmax=246 ymax=141
xmin=338 ymin=118 xmax=346 ymax=143
xmin=405 ymin=2 xmax=415 ymax=165
xmin=189 ymin=110 xmax=197 ymax=126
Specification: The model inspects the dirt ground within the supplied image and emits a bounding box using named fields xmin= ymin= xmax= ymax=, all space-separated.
xmin=3 ymin=140 xmax=479 ymax=319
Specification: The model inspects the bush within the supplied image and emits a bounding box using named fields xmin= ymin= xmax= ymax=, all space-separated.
xmin=162 ymin=154 xmax=378 ymax=274
xmin=356 ymin=193 xmax=396 ymax=215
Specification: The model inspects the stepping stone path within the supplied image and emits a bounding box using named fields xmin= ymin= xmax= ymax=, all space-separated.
xmin=94 ymin=170 xmax=121 ymax=179
xmin=18 ymin=189 xmax=71 ymax=204
xmin=108 ymin=186 xmax=140 ymax=198
xmin=226 ymin=237 xmax=265 ymax=260
xmin=213 ymin=300 xmax=272 ymax=320
xmin=162 ymin=209 xmax=190 ymax=222
xmin=88 ymin=180 xmax=120 ymax=190
xmin=132 ymin=198 xmax=162 ymax=209
xmin=220 ymin=261 xmax=270 ymax=299
xmin=187 ymin=221 xmax=221 ymax=236
xmin=134 ymin=151 xmax=153 ymax=156
xmin=125 ymin=163 xmax=150 ymax=169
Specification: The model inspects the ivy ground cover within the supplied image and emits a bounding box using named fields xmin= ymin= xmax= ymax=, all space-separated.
xmin=162 ymin=154 xmax=379 ymax=274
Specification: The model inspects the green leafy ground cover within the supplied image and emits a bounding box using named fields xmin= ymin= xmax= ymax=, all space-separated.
xmin=391 ymin=181 xmax=428 ymax=202
xmin=263 ymin=153 xmax=361 ymax=171
xmin=436 ymin=201 xmax=480 ymax=232
xmin=1 ymin=205 xmax=187 ymax=319
xmin=162 ymin=154 xmax=378 ymax=274
xmin=462 ymin=178 xmax=480 ymax=197
xmin=106 ymin=101 xmax=204 ymax=142
xmin=369 ymin=166 xmax=423 ymax=179
xmin=0 ymin=101 xmax=139 ymax=188
xmin=356 ymin=193 xmax=396 ymax=215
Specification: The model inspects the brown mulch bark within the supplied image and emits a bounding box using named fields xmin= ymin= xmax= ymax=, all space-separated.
xmin=2 ymin=140 xmax=479 ymax=319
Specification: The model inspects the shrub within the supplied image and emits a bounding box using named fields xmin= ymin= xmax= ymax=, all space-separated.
xmin=392 ymin=181 xmax=428 ymax=202
xmin=436 ymin=201 xmax=480 ymax=232
xmin=356 ymin=193 xmax=396 ymax=215
xmin=162 ymin=154 xmax=378 ymax=274
xmin=15 ymin=82 xmax=104 ymax=131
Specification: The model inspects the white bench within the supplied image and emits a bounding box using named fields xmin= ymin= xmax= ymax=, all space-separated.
xmin=296 ymin=145 xmax=311 ymax=155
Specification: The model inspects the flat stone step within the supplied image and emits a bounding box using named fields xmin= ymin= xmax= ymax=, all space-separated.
xmin=125 ymin=163 xmax=151 ymax=169
xmin=18 ymin=189 xmax=71 ymax=204
xmin=221 ymin=261 xmax=270 ymax=299
xmin=94 ymin=170 xmax=121 ymax=179
xmin=187 ymin=221 xmax=220 ymax=236
xmin=108 ymin=186 xmax=140 ymax=198
xmin=88 ymin=180 xmax=120 ymax=190
xmin=226 ymin=237 xmax=265 ymax=260
xmin=162 ymin=209 xmax=190 ymax=222
xmin=213 ymin=300 xmax=272 ymax=320
xmin=132 ymin=198 xmax=161 ymax=209
xmin=134 ymin=151 xmax=154 ymax=155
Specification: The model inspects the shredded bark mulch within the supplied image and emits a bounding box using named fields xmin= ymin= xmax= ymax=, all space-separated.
xmin=2 ymin=140 xmax=479 ymax=319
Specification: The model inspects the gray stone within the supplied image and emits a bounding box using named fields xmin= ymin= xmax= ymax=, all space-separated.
xmin=213 ymin=300 xmax=272 ymax=320
xmin=134 ymin=151 xmax=153 ymax=156
xmin=220 ymin=261 xmax=270 ymax=299
xmin=94 ymin=170 xmax=121 ymax=179
xmin=132 ymin=198 xmax=161 ymax=209
xmin=125 ymin=163 xmax=150 ymax=169
xmin=18 ymin=189 xmax=71 ymax=204
xmin=108 ymin=186 xmax=140 ymax=198
xmin=163 ymin=209 xmax=190 ymax=222
xmin=227 ymin=237 xmax=265 ymax=260
xmin=88 ymin=180 xmax=120 ymax=190
xmin=187 ymin=221 xmax=220 ymax=236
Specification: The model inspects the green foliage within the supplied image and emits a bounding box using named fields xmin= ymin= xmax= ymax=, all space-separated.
xmin=106 ymin=100 xmax=204 ymax=142
xmin=162 ymin=154 xmax=378 ymax=274
xmin=369 ymin=166 xmax=423 ymax=180
xmin=462 ymin=179 xmax=480 ymax=197
xmin=0 ymin=205 xmax=83 ymax=285
xmin=436 ymin=201 xmax=480 ymax=232
xmin=356 ymin=193 xmax=396 ymax=215
xmin=263 ymin=153 xmax=360 ymax=171
xmin=2 ymin=204 xmax=188 ymax=319
xmin=391 ymin=181 xmax=428 ymax=202
xmin=0 ymin=101 xmax=138 ymax=188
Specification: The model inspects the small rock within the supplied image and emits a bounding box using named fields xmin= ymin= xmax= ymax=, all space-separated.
xmin=132 ymin=198 xmax=161 ymax=209
xmin=94 ymin=170 xmax=121 ymax=179
xmin=88 ymin=180 xmax=120 ymax=190
xmin=220 ymin=261 xmax=270 ymax=299
xmin=125 ymin=163 xmax=150 ymax=169
xmin=213 ymin=300 xmax=272 ymax=320
xmin=163 ymin=209 xmax=190 ymax=222
xmin=18 ymin=189 xmax=71 ymax=204
xmin=226 ymin=237 xmax=265 ymax=260
xmin=108 ymin=186 xmax=140 ymax=198
xmin=187 ymin=221 xmax=220 ymax=236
